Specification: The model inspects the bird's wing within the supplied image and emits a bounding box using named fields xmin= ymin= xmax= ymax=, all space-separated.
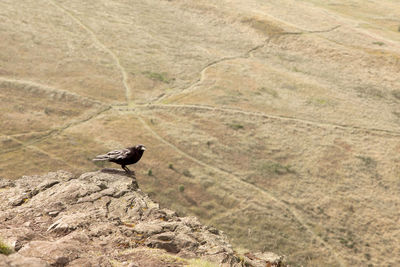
xmin=105 ymin=148 xmax=131 ymax=160
xmin=93 ymin=148 xmax=131 ymax=161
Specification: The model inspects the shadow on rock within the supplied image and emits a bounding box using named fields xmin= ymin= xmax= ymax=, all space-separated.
xmin=0 ymin=170 xmax=284 ymax=267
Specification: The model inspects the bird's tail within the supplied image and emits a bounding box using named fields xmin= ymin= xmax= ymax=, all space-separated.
xmin=92 ymin=154 xmax=110 ymax=161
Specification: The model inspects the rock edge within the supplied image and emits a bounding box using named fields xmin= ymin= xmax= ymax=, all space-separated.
xmin=0 ymin=170 xmax=284 ymax=266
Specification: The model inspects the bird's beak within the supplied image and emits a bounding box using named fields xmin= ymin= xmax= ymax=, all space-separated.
xmin=142 ymin=147 xmax=146 ymax=151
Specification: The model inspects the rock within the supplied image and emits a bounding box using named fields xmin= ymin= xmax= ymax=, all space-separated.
xmin=133 ymin=222 xmax=163 ymax=236
xmin=18 ymin=240 xmax=80 ymax=266
xmin=0 ymin=170 xmax=284 ymax=266
xmin=145 ymin=232 xmax=180 ymax=253
xmin=175 ymin=232 xmax=198 ymax=251
xmin=244 ymin=252 xmax=285 ymax=267
xmin=0 ymin=254 xmax=49 ymax=267
xmin=0 ymin=179 xmax=14 ymax=189
xmin=68 ymin=256 xmax=112 ymax=267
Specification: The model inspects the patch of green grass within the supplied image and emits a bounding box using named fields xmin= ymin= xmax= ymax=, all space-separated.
xmin=355 ymin=86 xmax=384 ymax=99
xmin=306 ymin=98 xmax=333 ymax=106
xmin=260 ymin=161 xmax=295 ymax=175
xmin=258 ymin=87 xmax=279 ymax=98
xmin=356 ymin=155 xmax=377 ymax=168
xmin=391 ymin=90 xmax=400 ymax=100
xmin=182 ymin=169 xmax=193 ymax=177
xmin=372 ymin=41 xmax=385 ymax=46
xmin=340 ymin=238 xmax=355 ymax=249
xmin=168 ymin=163 xmax=174 ymax=170
xmin=148 ymin=169 xmax=153 ymax=176
xmin=392 ymin=111 xmax=400 ymax=118
xmin=142 ymin=71 xmax=172 ymax=83
xmin=228 ymin=123 xmax=244 ymax=130
xmin=0 ymin=239 xmax=13 ymax=255
xmin=179 ymin=185 xmax=185 ymax=192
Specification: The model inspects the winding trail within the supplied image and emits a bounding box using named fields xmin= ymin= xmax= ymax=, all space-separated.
xmin=0 ymin=77 xmax=102 ymax=105
xmin=7 ymin=136 xmax=76 ymax=169
xmin=0 ymin=130 xmax=51 ymax=139
xmin=304 ymin=1 xmax=400 ymax=48
xmin=0 ymin=0 xmax=137 ymax=163
xmin=120 ymin=103 xmax=400 ymax=137
xmin=155 ymin=25 xmax=341 ymax=104
xmin=279 ymin=25 xmax=341 ymax=35
xmin=3 ymin=2 xmax=393 ymax=264
xmin=47 ymin=0 xmax=133 ymax=105
xmin=0 ymin=75 xmax=112 ymax=158
xmin=154 ymin=43 xmax=267 ymax=103
xmin=136 ymin=114 xmax=346 ymax=267
xmin=0 ymin=77 xmax=111 ymax=164
xmin=0 ymin=106 xmax=111 ymax=155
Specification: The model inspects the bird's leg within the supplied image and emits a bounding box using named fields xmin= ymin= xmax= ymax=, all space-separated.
xmin=122 ymin=165 xmax=132 ymax=174
xmin=122 ymin=165 xmax=129 ymax=173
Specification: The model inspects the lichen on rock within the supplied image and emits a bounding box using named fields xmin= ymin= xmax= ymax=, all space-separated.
xmin=0 ymin=170 xmax=284 ymax=266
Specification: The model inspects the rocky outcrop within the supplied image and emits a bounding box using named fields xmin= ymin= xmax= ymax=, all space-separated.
xmin=0 ymin=170 xmax=284 ymax=266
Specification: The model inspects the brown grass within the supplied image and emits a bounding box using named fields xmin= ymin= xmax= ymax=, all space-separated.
xmin=1 ymin=0 xmax=400 ymax=265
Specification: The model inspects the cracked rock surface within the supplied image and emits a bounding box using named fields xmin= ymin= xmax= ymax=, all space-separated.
xmin=0 ymin=170 xmax=283 ymax=266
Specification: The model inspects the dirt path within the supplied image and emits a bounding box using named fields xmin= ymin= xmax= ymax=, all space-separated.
xmin=136 ymin=114 xmax=346 ymax=267
xmin=0 ymin=130 xmax=50 ymax=139
xmin=154 ymin=42 xmax=268 ymax=103
xmin=0 ymin=76 xmax=112 ymax=157
xmin=2 ymin=1 xmax=399 ymax=265
xmin=126 ymin=103 xmax=400 ymax=137
xmin=303 ymin=1 xmax=400 ymax=48
xmin=7 ymin=136 xmax=76 ymax=169
xmin=155 ymin=25 xmax=341 ymax=104
xmin=46 ymin=0 xmax=133 ymax=105
xmin=0 ymin=106 xmax=111 ymax=155
xmin=0 ymin=77 xmax=102 ymax=105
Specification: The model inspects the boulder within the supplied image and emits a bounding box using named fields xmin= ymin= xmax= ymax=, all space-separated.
xmin=0 ymin=170 xmax=284 ymax=266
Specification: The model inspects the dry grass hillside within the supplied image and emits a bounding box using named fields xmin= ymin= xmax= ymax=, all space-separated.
xmin=1 ymin=0 xmax=400 ymax=266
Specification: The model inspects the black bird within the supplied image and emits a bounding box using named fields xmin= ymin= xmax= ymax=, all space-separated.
xmin=93 ymin=144 xmax=146 ymax=173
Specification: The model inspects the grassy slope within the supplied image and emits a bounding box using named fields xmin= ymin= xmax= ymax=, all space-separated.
xmin=1 ymin=0 xmax=400 ymax=265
